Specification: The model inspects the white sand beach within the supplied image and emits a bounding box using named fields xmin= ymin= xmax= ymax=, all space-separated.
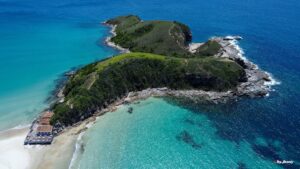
xmin=0 ymin=125 xmax=82 ymax=169
xmin=0 ymin=128 xmax=34 ymax=169
xmin=0 ymin=96 xmax=127 ymax=169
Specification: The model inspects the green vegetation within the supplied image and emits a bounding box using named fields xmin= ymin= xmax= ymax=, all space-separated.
xmin=196 ymin=40 xmax=222 ymax=56
xmin=106 ymin=15 xmax=221 ymax=58
xmin=50 ymin=15 xmax=246 ymax=126
xmin=106 ymin=15 xmax=141 ymax=32
xmin=51 ymin=53 xmax=245 ymax=125
xmin=107 ymin=16 xmax=189 ymax=57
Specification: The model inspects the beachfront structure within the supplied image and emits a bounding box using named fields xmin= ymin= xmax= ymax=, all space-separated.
xmin=24 ymin=135 xmax=53 ymax=145
xmin=37 ymin=125 xmax=53 ymax=136
xmin=41 ymin=111 xmax=54 ymax=119
xmin=24 ymin=111 xmax=55 ymax=145
xmin=39 ymin=118 xmax=50 ymax=125
xmin=38 ymin=111 xmax=53 ymax=125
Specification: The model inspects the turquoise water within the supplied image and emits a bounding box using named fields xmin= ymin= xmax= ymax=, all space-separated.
xmin=1 ymin=0 xmax=300 ymax=168
xmin=74 ymin=98 xmax=281 ymax=169
xmin=0 ymin=18 xmax=115 ymax=130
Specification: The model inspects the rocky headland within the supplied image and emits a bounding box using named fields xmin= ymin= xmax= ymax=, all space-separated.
xmin=50 ymin=15 xmax=277 ymax=127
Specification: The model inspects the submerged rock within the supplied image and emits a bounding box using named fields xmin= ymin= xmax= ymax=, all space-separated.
xmin=127 ymin=107 xmax=133 ymax=114
xmin=176 ymin=130 xmax=202 ymax=149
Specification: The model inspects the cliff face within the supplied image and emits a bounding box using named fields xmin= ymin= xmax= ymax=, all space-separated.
xmin=51 ymin=53 xmax=245 ymax=125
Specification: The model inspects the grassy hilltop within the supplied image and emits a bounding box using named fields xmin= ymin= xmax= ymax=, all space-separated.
xmin=106 ymin=15 xmax=221 ymax=57
xmin=51 ymin=16 xmax=246 ymax=125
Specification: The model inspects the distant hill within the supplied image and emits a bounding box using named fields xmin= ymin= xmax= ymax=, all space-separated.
xmin=106 ymin=15 xmax=221 ymax=57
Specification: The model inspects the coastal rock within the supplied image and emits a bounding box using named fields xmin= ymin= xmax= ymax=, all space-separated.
xmin=211 ymin=36 xmax=276 ymax=98
xmin=103 ymin=24 xmax=130 ymax=53
xmin=50 ymin=16 xmax=278 ymax=128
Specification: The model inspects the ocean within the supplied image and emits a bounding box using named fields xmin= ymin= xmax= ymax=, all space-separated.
xmin=0 ymin=0 xmax=300 ymax=168
xmin=71 ymin=98 xmax=283 ymax=169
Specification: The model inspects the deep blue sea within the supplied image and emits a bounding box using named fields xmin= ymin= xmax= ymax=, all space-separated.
xmin=0 ymin=0 xmax=299 ymax=168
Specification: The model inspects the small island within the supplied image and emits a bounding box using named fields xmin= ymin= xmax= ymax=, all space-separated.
xmin=49 ymin=15 xmax=273 ymax=127
xmin=25 ymin=15 xmax=274 ymax=143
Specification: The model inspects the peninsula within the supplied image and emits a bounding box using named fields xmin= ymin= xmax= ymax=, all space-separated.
xmin=49 ymin=15 xmax=273 ymax=129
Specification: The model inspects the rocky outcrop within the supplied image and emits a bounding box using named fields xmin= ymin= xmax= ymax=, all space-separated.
xmin=212 ymin=36 xmax=276 ymax=97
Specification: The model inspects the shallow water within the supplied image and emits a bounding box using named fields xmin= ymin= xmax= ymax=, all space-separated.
xmin=74 ymin=98 xmax=282 ymax=169
xmin=0 ymin=17 xmax=116 ymax=130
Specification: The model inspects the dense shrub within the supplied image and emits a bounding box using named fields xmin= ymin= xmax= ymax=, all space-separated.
xmin=51 ymin=53 xmax=245 ymax=125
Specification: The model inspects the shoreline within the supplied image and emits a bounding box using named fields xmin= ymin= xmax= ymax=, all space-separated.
xmin=0 ymin=22 xmax=280 ymax=169
xmin=0 ymin=124 xmax=79 ymax=169
xmin=60 ymin=28 xmax=281 ymax=169
xmin=0 ymin=22 xmax=130 ymax=169
xmin=212 ymin=36 xmax=279 ymax=97
xmin=102 ymin=23 xmax=279 ymax=100
xmin=103 ymin=23 xmax=130 ymax=53
xmin=0 ymin=127 xmax=45 ymax=169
